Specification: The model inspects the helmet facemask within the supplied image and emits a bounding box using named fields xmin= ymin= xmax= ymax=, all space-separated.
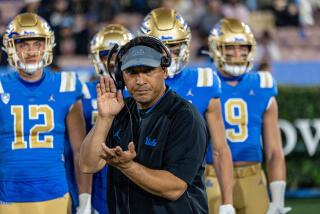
xmin=90 ymin=49 xmax=111 ymax=77
xmin=166 ymin=42 xmax=189 ymax=78
xmin=12 ymin=38 xmax=51 ymax=75
xmin=219 ymin=44 xmax=253 ymax=76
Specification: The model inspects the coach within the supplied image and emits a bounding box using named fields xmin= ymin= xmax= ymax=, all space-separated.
xmin=79 ymin=36 xmax=208 ymax=213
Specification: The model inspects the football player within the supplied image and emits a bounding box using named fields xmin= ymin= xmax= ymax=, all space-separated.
xmin=0 ymin=13 xmax=91 ymax=214
xmin=208 ymin=18 xmax=290 ymax=214
xmin=82 ymin=24 xmax=133 ymax=214
xmin=140 ymin=8 xmax=235 ymax=214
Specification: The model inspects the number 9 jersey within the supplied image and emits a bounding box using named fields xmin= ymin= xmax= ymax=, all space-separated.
xmin=219 ymin=71 xmax=278 ymax=162
xmin=0 ymin=70 xmax=83 ymax=202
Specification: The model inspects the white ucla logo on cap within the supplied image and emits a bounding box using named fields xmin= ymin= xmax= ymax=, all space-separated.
xmin=131 ymin=48 xmax=145 ymax=56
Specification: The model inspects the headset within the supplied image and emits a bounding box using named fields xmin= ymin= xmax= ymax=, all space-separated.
xmin=107 ymin=35 xmax=172 ymax=90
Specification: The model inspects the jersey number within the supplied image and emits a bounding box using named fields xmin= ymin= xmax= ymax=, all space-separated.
xmin=224 ymin=99 xmax=248 ymax=142
xmin=11 ymin=105 xmax=54 ymax=149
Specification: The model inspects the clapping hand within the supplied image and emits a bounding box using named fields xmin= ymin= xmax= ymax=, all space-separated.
xmin=99 ymin=142 xmax=136 ymax=170
xmin=96 ymin=76 xmax=124 ymax=119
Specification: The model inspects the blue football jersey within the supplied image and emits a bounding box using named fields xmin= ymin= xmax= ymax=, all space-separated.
xmin=82 ymin=80 xmax=108 ymax=214
xmin=219 ymin=72 xmax=278 ymax=162
xmin=165 ymin=67 xmax=221 ymax=164
xmin=0 ymin=70 xmax=82 ymax=202
xmin=166 ymin=67 xmax=221 ymax=115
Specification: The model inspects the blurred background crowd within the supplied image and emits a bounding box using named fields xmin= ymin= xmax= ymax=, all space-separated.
xmin=1 ymin=0 xmax=320 ymax=73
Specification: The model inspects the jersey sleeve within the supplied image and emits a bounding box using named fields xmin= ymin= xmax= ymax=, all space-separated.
xmin=257 ymin=72 xmax=278 ymax=110
xmin=196 ymin=67 xmax=221 ymax=98
xmin=163 ymin=105 xmax=208 ymax=185
xmin=258 ymin=72 xmax=278 ymax=96
xmin=59 ymin=72 xmax=83 ymax=102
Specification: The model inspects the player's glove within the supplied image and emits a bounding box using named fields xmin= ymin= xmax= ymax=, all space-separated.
xmin=219 ymin=204 xmax=235 ymax=214
xmin=266 ymin=181 xmax=291 ymax=214
xmin=76 ymin=193 xmax=91 ymax=214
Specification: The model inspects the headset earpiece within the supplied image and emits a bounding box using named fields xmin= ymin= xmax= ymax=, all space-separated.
xmin=114 ymin=48 xmax=125 ymax=90
xmin=106 ymin=43 xmax=126 ymax=90
xmin=161 ymin=56 xmax=171 ymax=67
xmin=107 ymin=43 xmax=119 ymax=75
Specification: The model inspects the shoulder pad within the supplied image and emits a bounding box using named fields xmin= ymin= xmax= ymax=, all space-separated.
xmin=258 ymin=72 xmax=274 ymax=88
xmin=197 ymin=67 xmax=213 ymax=87
xmin=59 ymin=72 xmax=77 ymax=92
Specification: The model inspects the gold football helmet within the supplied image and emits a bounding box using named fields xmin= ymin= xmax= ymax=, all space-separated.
xmin=140 ymin=7 xmax=191 ymax=77
xmin=90 ymin=24 xmax=133 ymax=76
xmin=208 ymin=18 xmax=256 ymax=76
xmin=2 ymin=13 xmax=55 ymax=74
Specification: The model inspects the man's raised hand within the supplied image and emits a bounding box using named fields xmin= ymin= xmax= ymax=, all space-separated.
xmin=96 ymin=76 xmax=124 ymax=118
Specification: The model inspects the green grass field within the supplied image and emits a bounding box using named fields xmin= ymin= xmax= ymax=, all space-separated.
xmin=286 ymin=198 xmax=320 ymax=214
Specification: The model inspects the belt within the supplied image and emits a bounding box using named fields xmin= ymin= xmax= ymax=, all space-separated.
xmin=205 ymin=163 xmax=261 ymax=178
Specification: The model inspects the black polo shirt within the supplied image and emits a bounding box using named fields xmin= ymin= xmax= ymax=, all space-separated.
xmin=106 ymin=89 xmax=209 ymax=214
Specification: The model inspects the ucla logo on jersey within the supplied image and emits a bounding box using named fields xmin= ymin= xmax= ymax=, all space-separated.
xmin=145 ymin=137 xmax=157 ymax=147
xmin=91 ymin=99 xmax=97 ymax=109
xmin=1 ymin=93 xmax=10 ymax=104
